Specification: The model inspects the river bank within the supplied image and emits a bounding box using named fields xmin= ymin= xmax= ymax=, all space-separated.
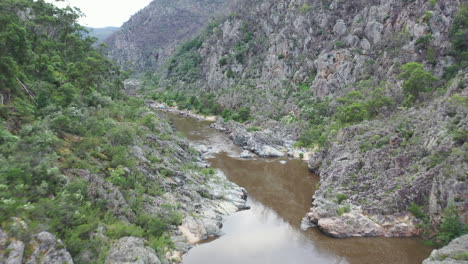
xmin=161 ymin=112 xmax=434 ymax=264
xmin=146 ymin=100 xmax=313 ymax=161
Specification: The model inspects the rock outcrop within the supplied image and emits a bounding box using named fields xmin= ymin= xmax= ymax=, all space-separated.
xmin=0 ymin=229 xmax=74 ymax=264
xmin=105 ymin=0 xmax=237 ymax=72
xmin=303 ymin=75 xmax=467 ymax=237
xmin=423 ymin=234 xmax=468 ymax=264
xmin=210 ymin=118 xmax=303 ymax=158
xmin=160 ymin=0 xmax=462 ymax=117
xmin=105 ymin=237 xmax=161 ymax=264
xmin=150 ymin=0 xmax=466 ymax=238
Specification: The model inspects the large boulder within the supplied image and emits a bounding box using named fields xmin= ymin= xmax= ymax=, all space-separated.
xmin=105 ymin=237 xmax=161 ymax=264
xmin=26 ymin=232 xmax=74 ymax=264
xmin=423 ymin=235 xmax=468 ymax=264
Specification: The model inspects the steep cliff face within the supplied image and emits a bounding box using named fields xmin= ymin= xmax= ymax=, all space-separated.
xmin=105 ymin=0 xmax=235 ymax=72
xmin=154 ymin=0 xmax=467 ymax=237
xmin=162 ymin=0 xmax=461 ymax=116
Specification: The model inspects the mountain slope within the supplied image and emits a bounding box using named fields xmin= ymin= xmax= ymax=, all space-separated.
xmin=150 ymin=0 xmax=467 ymax=240
xmin=86 ymin=26 xmax=119 ymax=43
xmin=105 ymin=0 xmax=237 ymax=72
xmin=0 ymin=1 xmax=245 ymax=263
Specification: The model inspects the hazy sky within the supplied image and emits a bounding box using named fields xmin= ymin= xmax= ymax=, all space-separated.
xmin=46 ymin=0 xmax=154 ymax=28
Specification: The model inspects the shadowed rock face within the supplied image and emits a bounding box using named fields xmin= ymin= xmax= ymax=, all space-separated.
xmin=105 ymin=0 xmax=235 ymax=72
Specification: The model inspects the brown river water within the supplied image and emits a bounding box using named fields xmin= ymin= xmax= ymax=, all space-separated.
xmin=161 ymin=113 xmax=433 ymax=264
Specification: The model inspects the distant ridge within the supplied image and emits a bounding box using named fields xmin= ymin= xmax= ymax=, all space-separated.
xmin=86 ymin=26 xmax=119 ymax=43
xmin=105 ymin=0 xmax=235 ymax=72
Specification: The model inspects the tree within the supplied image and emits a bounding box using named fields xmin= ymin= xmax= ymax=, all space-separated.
xmin=449 ymin=5 xmax=468 ymax=63
xmin=398 ymin=62 xmax=437 ymax=101
xmin=437 ymin=202 xmax=467 ymax=245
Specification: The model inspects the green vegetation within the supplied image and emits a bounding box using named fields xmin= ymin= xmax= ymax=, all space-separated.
xmin=0 ymin=1 xmax=183 ymax=262
xmin=445 ymin=4 xmax=468 ymax=79
xmin=337 ymin=205 xmax=350 ymax=216
xmin=409 ymin=202 xmax=428 ymax=220
xmin=167 ymin=37 xmax=203 ymax=81
xmin=149 ymin=89 xmax=252 ymax=123
xmin=336 ymin=193 xmax=348 ymax=204
xmin=335 ymin=40 xmax=345 ymax=49
xmin=296 ymin=80 xmax=393 ymax=148
xmin=300 ymin=3 xmax=312 ymax=13
xmin=399 ymin=62 xmax=437 ymax=104
xmin=409 ymin=201 xmax=467 ymax=247
xmin=436 ymin=202 xmax=467 ymax=245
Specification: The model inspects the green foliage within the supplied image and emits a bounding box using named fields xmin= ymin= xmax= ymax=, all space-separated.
xmin=337 ymin=205 xmax=350 ymax=216
xmin=408 ymin=202 xmax=427 ymax=219
xmin=445 ymin=4 xmax=468 ymax=78
xmin=436 ymin=202 xmax=467 ymax=245
xmin=167 ymin=37 xmax=203 ymax=81
xmin=453 ymin=252 xmax=468 ymax=261
xmin=449 ymin=5 xmax=468 ymax=60
xmin=336 ymin=193 xmax=348 ymax=204
xmin=148 ymin=236 xmax=174 ymax=255
xmin=415 ymin=34 xmax=433 ymax=48
xmin=297 ymin=80 xmax=393 ymax=148
xmin=335 ymin=40 xmax=345 ymax=48
xmin=247 ymin=126 xmax=261 ymax=132
xmin=300 ymin=3 xmax=312 ymax=13
xmin=0 ymin=2 xmax=185 ymax=263
xmin=399 ymin=62 xmax=437 ymax=103
xmin=106 ymin=222 xmax=144 ymax=239
xmin=136 ymin=214 xmax=168 ymax=238
xmin=226 ymin=68 xmax=234 ymax=78
xmin=219 ymin=56 xmax=228 ymax=66
xmin=422 ymin=11 xmax=433 ymax=23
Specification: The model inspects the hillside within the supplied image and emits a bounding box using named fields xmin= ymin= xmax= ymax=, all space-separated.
xmin=0 ymin=1 xmax=245 ymax=263
xmin=86 ymin=26 xmax=119 ymax=43
xmin=104 ymin=0 xmax=238 ymax=72
xmin=149 ymin=0 xmax=467 ymax=241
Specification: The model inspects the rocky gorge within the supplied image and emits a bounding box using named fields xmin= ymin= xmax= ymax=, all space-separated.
xmin=0 ymin=108 xmax=249 ymax=264
xmin=131 ymin=0 xmax=467 ymax=242
xmin=1 ymin=0 xmax=464 ymax=263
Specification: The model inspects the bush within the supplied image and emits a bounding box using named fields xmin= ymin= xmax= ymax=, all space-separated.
xmin=233 ymin=107 xmax=251 ymax=123
xmin=436 ymin=202 xmax=467 ymax=245
xmin=219 ymin=56 xmax=228 ymax=66
xmin=408 ymin=202 xmax=426 ymax=219
xmin=337 ymin=102 xmax=369 ymax=123
xmin=300 ymin=3 xmax=311 ymax=13
xmin=337 ymin=205 xmax=350 ymax=216
xmin=449 ymin=5 xmax=468 ymax=63
xmin=336 ymin=193 xmax=348 ymax=204
xmin=148 ymin=236 xmax=174 ymax=255
xmin=335 ymin=40 xmax=345 ymax=48
xmin=106 ymin=222 xmax=144 ymax=239
xmin=106 ymin=125 xmax=136 ymax=146
xmin=136 ymin=214 xmax=168 ymax=238
xmin=399 ymin=62 xmax=437 ymax=101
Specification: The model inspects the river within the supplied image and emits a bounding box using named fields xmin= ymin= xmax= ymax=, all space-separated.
xmin=161 ymin=113 xmax=433 ymax=264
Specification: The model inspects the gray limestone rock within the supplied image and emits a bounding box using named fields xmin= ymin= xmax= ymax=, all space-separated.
xmin=105 ymin=237 xmax=161 ymax=264
xmin=26 ymin=232 xmax=74 ymax=264
xmin=423 ymin=235 xmax=468 ymax=264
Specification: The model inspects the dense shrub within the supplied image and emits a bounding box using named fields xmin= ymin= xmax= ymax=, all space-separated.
xmin=436 ymin=202 xmax=467 ymax=245
xmin=399 ymin=62 xmax=437 ymax=102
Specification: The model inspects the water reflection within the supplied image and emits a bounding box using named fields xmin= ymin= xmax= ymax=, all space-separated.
xmin=184 ymin=197 xmax=344 ymax=264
